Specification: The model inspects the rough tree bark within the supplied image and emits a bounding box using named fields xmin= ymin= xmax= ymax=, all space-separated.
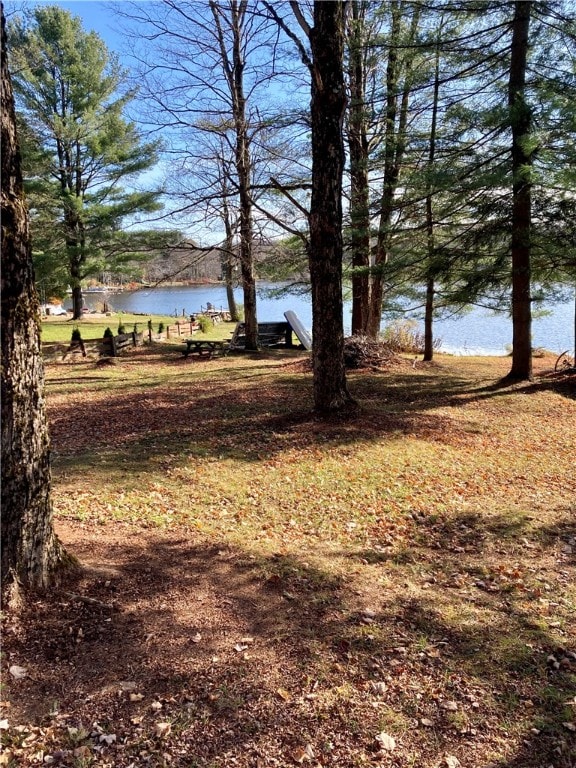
xmin=222 ymin=186 xmax=240 ymax=322
xmin=347 ymin=0 xmax=370 ymax=335
xmin=506 ymin=0 xmax=533 ymax=381
xmin=308 ymin=1 xmax=355 ymax=412
xmin=366 ymin=1 xmax=419 ymax=338
xmin=423 ymin=24 xmax=442 ymax=362
xmin=1 ymin=5 xmax=66 ymax=596
xmin=216 ymin=152 xmax=241 ymax=322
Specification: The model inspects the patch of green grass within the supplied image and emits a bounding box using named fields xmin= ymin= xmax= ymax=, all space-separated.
xmin=377 ymin=704 xmax=413 ymax=735
xmin=40 ymin=314 xmax=175 ymax=342
xmin=40 ymin=314 xmax=237 ymax=343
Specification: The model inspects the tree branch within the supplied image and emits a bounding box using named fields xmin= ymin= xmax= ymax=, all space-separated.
xmin=262 ymin=1 xmax=312 ymax=73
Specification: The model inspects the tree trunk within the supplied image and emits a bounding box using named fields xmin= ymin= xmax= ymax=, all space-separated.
xmin=309 ymin=1 xmax=355 ymax=413
xmin=423 ymin=276 xmax=435 ymax=362
xmin=1 ymin=8 xmax=66 ymax=594
xmin=71 ymin=282 xmax=83 ymax=320
xmin=506 ymin=0 xmax=533 ymax=381
xmin=224 ymin=268 xmax=239 ymax=322
xmin=221 ymin=155 xmax=241 ymax=323
xmin=223 ymin=232 xmax=240 ymax=322
xmin=64 ymin=205 xmax=85 ymax=319
xmin=228 ymin=0 xmax=258 ymax=349
xmin=366 ymin=1 xmax=419 ymax=338
xmin=423 ymin=25 xmax=442 ymax=362
xmin=347 ymin=0 xmax=370 ymax=335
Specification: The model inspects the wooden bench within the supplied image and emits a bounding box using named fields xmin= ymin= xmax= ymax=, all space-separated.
xmin=229 ymin=321 xmax=294 ymax=350
xmin=182 ymin=339 xmax=229 ymax=358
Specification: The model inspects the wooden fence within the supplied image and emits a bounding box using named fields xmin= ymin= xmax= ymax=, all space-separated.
xmin=165 ymin=321 xmax=200 ymax=338
xmin=101 ymin=331 xmax=144 ymax=357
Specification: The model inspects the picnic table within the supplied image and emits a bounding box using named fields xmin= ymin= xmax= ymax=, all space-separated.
xmin=182 ymin=338 xmax=228 ymax=358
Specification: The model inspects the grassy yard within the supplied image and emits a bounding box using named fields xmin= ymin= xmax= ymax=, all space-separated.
xmin=40 ymin=313 xmax=236 ymax=349
xmin=2 ymin=344 xmax=575 ymax=768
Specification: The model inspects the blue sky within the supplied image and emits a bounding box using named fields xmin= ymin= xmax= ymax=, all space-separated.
xmin=13 ymin=1 xmax=129 ymax=61
xmin=6 ymin=1 xmax=297 ymax=244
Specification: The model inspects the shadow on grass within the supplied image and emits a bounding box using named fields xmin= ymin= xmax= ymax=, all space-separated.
xmin=46 ymin=362 xmax=494 ymax=472
xmin=5 ymin=522 xmax=574 ymax=767
xmin=454 ymin=371 xmax=575 ymax=405
xmin=49 ymin=375 xmax=574 ymax=502
xmin=45 ymin=342 xmax=573 ymax=463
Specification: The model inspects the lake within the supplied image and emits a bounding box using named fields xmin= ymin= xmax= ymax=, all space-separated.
xmin=75 ymin=283 xmax=574 ymax=356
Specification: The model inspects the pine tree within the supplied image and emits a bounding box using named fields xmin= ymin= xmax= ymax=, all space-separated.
xmin=8 ymin=5 xmax=162 ymax=318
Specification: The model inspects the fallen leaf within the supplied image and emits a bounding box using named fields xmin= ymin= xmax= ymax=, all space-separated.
xmin=191 ymin=633 xmax=202 ymax=643
xmin=420 ymin=718 xmax=434 ymax=727
xmin=0 ymin=720 xmax=8 ymax=730
xmin=290 ymin=744 xmax=314 ymax=763
xmin=375 ymin=732 xmax=396 ymax=751
xmin=276 ymin=688 xmax=292 ymax=702
xmin=562 ymin=722 xmax=576 ymax=732
xmin=150 ymin=701 xmax=163 ymax=711
xmin=99 ymin=733 xmax=116 ymax=745
xmin=131 ymin=716 xmax=144 ymax=725
xmin=9 ymin=665 xmax=27 ymax=680
xmin=154 ymin=722 xmax=172 ymax=738
xmin=370 ymin=681 xmax=387 ymax=695
xmin=129 ymin=693 xmax=144 ymax=702
xmin=445 ymin=756 xmax=460 ymax=768
xmin=441 ymin=700 xmax=458 ymax=711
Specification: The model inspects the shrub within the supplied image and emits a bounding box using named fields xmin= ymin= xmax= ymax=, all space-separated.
xmin=71 ymin=328 xmax=82 ymax=342
xmin=103 ymin=327 xmax=113 ymax=338
xmin=381 ymin=319 xmax=441 ymax=354
xmin=197 ymin=315 xmax=212 ymax=334
xmin=117 ymin=323 xmax=126 ymax=335
xmin=158 ymin=322 xmax=165 ymax=334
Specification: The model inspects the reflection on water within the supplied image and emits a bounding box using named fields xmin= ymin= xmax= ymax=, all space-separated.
xmin=76 ymin=283 xmax=574 ymax=356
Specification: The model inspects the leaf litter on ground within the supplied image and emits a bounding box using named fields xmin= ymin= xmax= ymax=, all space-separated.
xmin=2 ymin=347 xmax=575 ymax=767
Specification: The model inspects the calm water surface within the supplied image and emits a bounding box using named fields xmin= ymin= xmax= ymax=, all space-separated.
xmin=76 ymin=283 xmax=574 ymax=356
